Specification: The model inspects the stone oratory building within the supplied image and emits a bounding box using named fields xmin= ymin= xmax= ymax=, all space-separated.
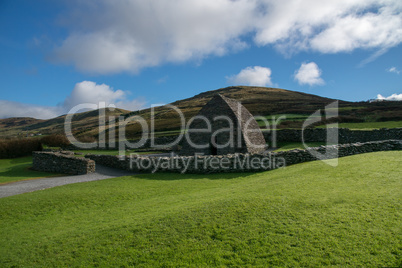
xmin=180 ymin=94 xmax=267 ymax=155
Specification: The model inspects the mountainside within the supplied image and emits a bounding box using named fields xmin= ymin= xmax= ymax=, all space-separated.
xmin=0 ymin=117 xmax=45 ymax=138
xmin=0 ymin=108 xmax=130 ymax=139
xmin=170 ymin=86 xmax=339 ymax=115
xmin=0 ymin=86 xmax=401 ymax=139
xmin=124 ymin=86 xmax=400 ymax=136
xmin=0 ymin=117 xmax=43 ymax=128
xmin=123 ymin=86 xmax=344 ymax=137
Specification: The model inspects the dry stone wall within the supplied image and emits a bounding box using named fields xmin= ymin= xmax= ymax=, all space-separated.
xmin=66 ymin=128 xmax=402 ymax=151
xmin=85 ymin=140 xmax=402 ymax=174
xmin=266 ymin=128 xmax=402 ymax=143
xmin=33 ymin=151 xmax=95 ymax=175
xmin=148 ymin=128 xmax=402 ymax=148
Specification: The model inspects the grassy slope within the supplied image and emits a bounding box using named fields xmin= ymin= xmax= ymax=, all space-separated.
xmin=0 ymin=108 xmax=130 ymax=138
xmin=0 ymin=151 xmax=401 ymax=267
xmin=0 ymin=156 xmax=60 ymax=184
xmin=0 ymin=117 xmax=44 ymax=137
xmin=124 ymin=86 xmax=339 ymax=137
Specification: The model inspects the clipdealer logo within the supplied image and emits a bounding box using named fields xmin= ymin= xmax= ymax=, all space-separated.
xmin=302 ymin=101 xmax=339 ymax=167
xmin=63 ymin=100 xmax=340 ymax=171
xmin=128 ymin=152 xmax=286 ymax=173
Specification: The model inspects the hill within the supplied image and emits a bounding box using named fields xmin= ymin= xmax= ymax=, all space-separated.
xmin=0 ymin=117 xmax=43 ymax=128
xmin=170 ymin=86 xmax=339 ymax=114
xmin=0 ymin=86 xmax=401 ymax=139
xmin=123 ymin=86 xmax=344 ymax=137
xmin=0 ymin=108 xmax=130 ymax=139
xmin=0 ymin=117 xmax=43 ymax=138
xmin=123 ymin=86 xmax=401 ymax=137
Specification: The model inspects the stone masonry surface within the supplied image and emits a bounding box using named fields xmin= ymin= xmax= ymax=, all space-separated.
xmin=85 ymin=140 xmax=401 ymax=174
xmin=266 ymin=128 xmax=402 ymax=143
xmin=33 ymin=151 xmax=95 ymax=175
xmin=180 ymin=94 xmax=267 ymax=155
xmin=66 ymin=128 xmax=402 ymax=150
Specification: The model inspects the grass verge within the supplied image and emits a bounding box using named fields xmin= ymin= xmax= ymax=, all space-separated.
xmin=0 ymin=151 xmax=401 ymax=266
xmin=0 ymin=156 xmax=61 ymax=184
xmin=316 ymin=121 xmax=402 ymax=130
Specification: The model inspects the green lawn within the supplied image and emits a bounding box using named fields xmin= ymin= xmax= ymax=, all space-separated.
xmin=316 ymin=121 xmax=402 ymax=130
xmin=255 ymin=114 xmax=310 ymax=120
xmin=0 ymin=156 xmax=61 ymax=184
xmin=0 ymin=151 xmax=401 ymax=267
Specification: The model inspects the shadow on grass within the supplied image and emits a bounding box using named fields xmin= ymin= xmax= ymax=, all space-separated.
xmin=0 ymin=157 xmax=61 ymax=184
xmin=0 ymin=163 xmax=32 ymax=178
xmin=9 ymin=156 xmax=32 ymax=165
xmin=1 ymin=164 xmax=60 ymax=178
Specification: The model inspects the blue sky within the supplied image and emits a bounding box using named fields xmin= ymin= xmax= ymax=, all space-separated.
xmin=0 ymin=0 xmax=401 ymax=119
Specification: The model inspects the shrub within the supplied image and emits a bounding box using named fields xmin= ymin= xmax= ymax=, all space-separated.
xmin=76 ymin=135 xmax=96 ymax=143
xmin=40 ymin=134 xmax=70 ymax=148
xmin=0 ymin=138 xmax=43 ymax=159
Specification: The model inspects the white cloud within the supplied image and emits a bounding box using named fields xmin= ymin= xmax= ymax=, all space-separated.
xmin=0 ymin=100 xmax=61 ymax=120
xmin=254 ymin=0 xmax=402 ymax=56
xmin=387 ymin=67 xmax=400 ymax=74
xmin=49 ymin=0 xmax=402 ymax=73
xmin=51 ymin=0 xmax=255 ymax=74
xmin=294 ymin=62 xmax=324 ymax=86
xmin=0 ymin=81 xmax=145 ymax=119
xmin=308 ymin=3 xmax=402 ymax=53
xmin=377 ymin=93 xmax=402 ymax=101
xmin=227 ymin=66 xmax=273 ymax=87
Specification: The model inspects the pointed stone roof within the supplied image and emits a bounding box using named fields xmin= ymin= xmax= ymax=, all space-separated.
xmin=180 ymin=94 xmax=266 ymax=155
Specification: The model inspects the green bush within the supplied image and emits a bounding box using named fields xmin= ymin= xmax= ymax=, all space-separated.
xmin=40 ymin=134 xmax=70 ymax=148
xmin=75 ymin=135 xmax=96 ymax=143
xmin=0 ymin=138 xmax=43 ymax=159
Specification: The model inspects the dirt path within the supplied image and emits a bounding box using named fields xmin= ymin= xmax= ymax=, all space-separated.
xmin=0 ymin=165 xmax=135 ymax=198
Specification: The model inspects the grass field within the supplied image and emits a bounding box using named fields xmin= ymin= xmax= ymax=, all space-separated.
xmin=256 ymin=115 xmax=402 ymax=130
xmin=0 ymin=151 xmax=401 ymax=267
xmin=316 ymin=121 xmax=402 ymax=130
xmin=0 ymin=156 xmax=61 ymax=184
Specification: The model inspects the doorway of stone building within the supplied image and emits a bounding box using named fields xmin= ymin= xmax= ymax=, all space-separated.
xmin=210 ymin=136 xmax=218 ymax=155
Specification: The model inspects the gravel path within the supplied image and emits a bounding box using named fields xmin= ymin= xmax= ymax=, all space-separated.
xmin=0 ymin=165 xmax=135 ymax=198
